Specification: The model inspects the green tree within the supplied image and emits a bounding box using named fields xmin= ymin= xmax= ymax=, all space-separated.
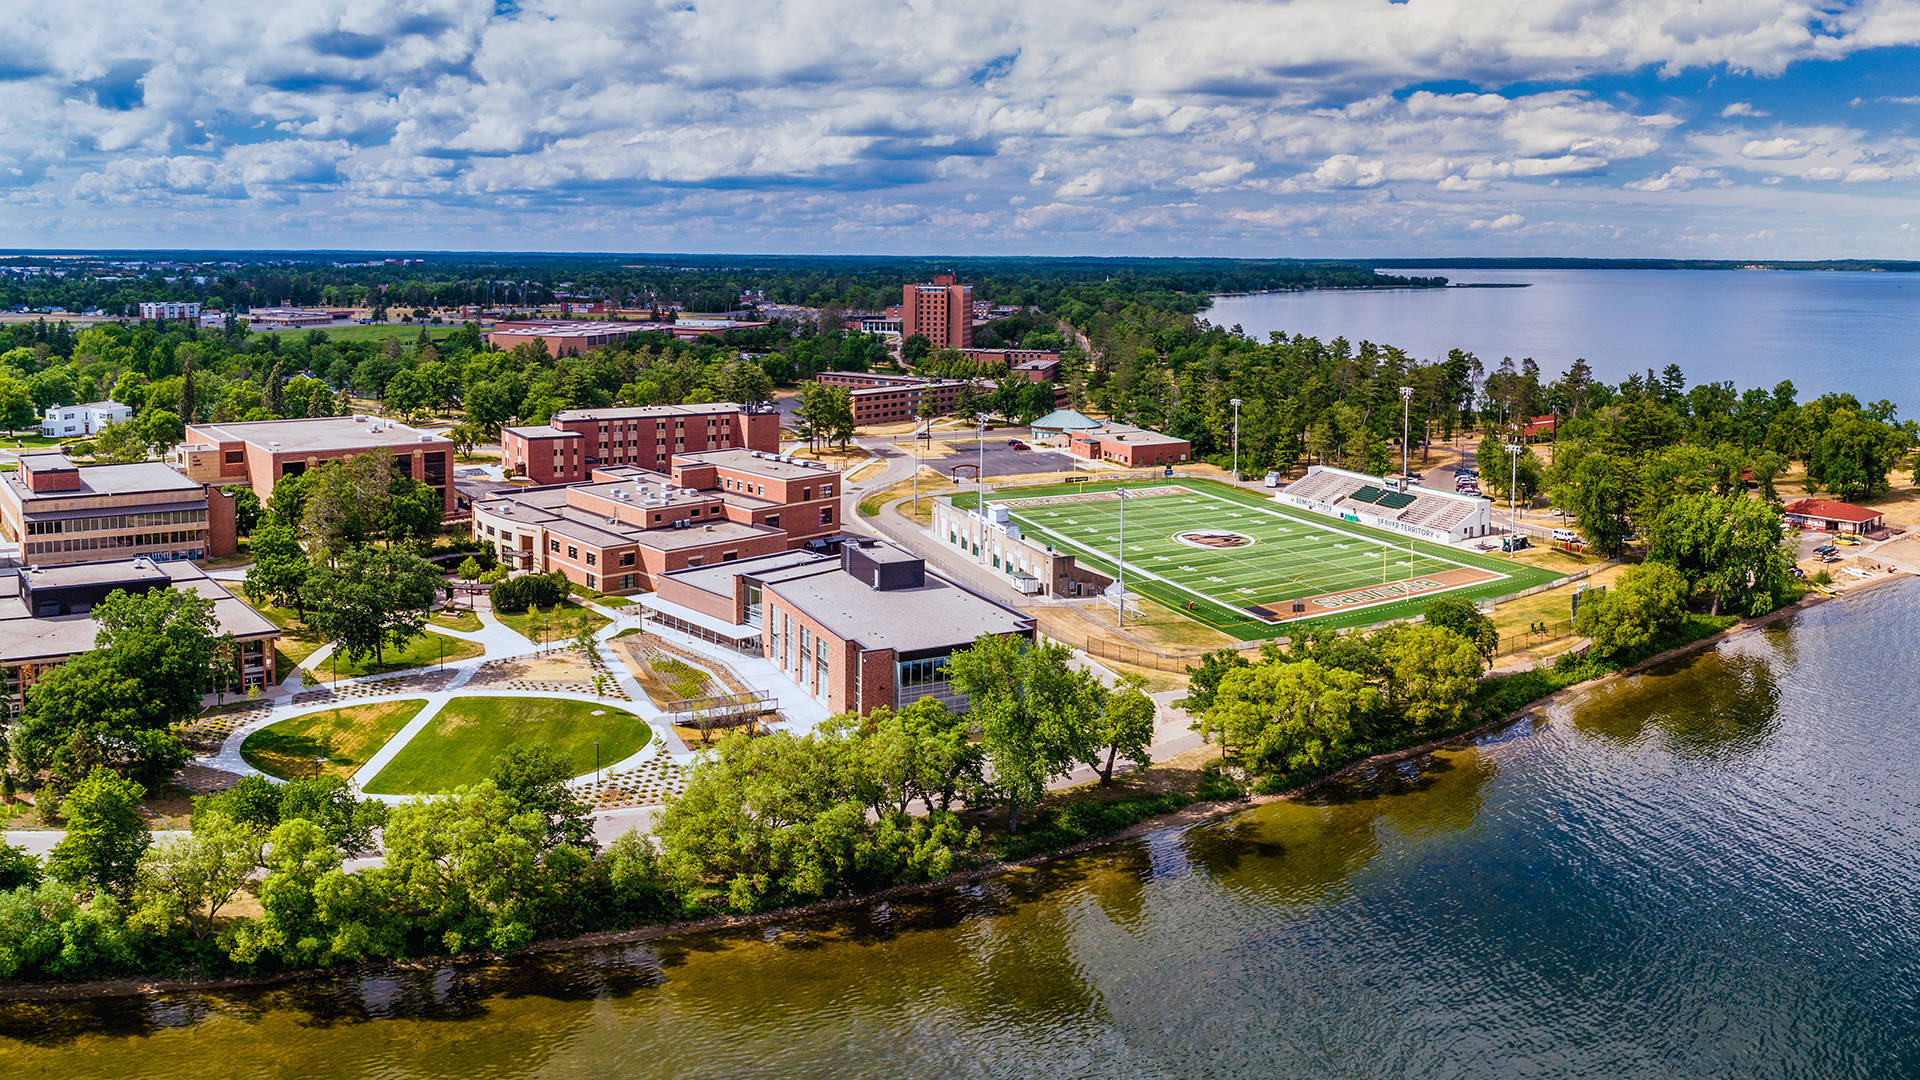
xmin=0 ymin=375 xmax=36 ymax=431
xmin=1806 ymin=407 xmax=1905 ymax=501
xmin=0 ymin=841 xmax=41 ymax=892
xmin=88 ymin=420 xmax=147 ymax=462
xmin=1552 ymin=444 xmax=1637 ymax=556
xmin=1087 ymin=674 xmax=1157 ymax=784
xmin=489 ymin=745 xmax=595 ymax=852
xmin=130 ymin=812 xmax=259 ymax=940
xmin=945 ymin=635 xmax=1101 ymax=832
xmin=1204 ymin=660 xmax=1380 ymax=777
xmin=47 ymin=768 xmax=150 ymax=898
xmin=11 ymin=588 xmax=227 ymax=789
xmin=857 ymin=698 xmax=981 ymax=814
xmin=301 ymin=543 xmax=442 ymax=665
xmin=1376 ymin=624 xmax=1482 ymax=731
xmin=1574 ymin=562 xmax=1690 ymax=659
xmin=1647 ymin=493 xmax=1792 ymax=616
xmin=1422 ymin=595 xmax=1499 ymax=670
xmin=244 ymin=521 xmax=312 ymax=616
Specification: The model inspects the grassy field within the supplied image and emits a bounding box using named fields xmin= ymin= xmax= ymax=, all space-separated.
xmin=957 ymin=477 xmax=1563 ymax=639
xmin=251 ymin=324 xmax=464 ymax=345
xmin=255 ymin=604 xmax=328 ymax=683
xmin=362 ymin=696 xmax=652 ymax=795
xmin=430 ymin=608 xmax=483 ymax=632
xmin=496 ymin=599 xmax=611 ymax=644
xmin=314 ymin=630 xmax=483 ymax=681
xmin=240 ymin=699 xmax=429 ymax=781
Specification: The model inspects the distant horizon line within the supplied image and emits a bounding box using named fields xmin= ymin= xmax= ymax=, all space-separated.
xmin=1 ymin=249 xmax=1918 ymax=270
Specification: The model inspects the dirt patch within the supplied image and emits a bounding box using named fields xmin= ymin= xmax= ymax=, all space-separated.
xmin=487 ymin=654 xmax=597 ymax=682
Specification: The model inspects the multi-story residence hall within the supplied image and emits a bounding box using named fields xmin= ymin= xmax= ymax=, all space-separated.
xmin=0 ymin=452 xmax=236 ymax=566
xmin=174 ymin=415 xmax=457 ymax=518
xmin=472 ymin=448 xmax=843 ymax=593
xmin=499 ymin=402 xmax=778 ymax=485
xmin=0 ymin=556 xmax=280 ymax=716
xmin=643 ymin=538 xmax=1035 ymax=714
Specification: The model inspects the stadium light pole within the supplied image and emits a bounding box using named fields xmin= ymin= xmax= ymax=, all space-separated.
xmin=1229 ymin=398 xmax=1242 ymax=481
xmin=977 ymin=418 xmax=987 ymax=495
xmin=1505 ymin=441 xmax=1524 ymax=559
xmin=1399 ymin=386 xmax=1414 ymax=482
xmin=1116 ymin=487 xmax=1127 ymax=628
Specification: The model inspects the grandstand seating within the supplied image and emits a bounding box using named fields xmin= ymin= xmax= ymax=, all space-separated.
xmin=1282 ymin=467 xmax=1485 ymax=539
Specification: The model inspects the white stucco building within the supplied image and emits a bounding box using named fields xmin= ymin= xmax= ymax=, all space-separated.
xmin=40 ymin=401 xmax=134 ymax=438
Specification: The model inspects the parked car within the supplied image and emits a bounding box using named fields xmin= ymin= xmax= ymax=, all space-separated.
xmin=1551 ymin=528 xmax=1579 ymax=543
xmin=1008 ymin=441 xmax=1030 ymax=451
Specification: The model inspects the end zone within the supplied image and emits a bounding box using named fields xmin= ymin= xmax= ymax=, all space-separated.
xmin=1246 ymin=566 xmax=1504 ymax=622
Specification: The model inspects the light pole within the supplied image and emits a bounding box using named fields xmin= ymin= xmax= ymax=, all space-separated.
xmin=1505 ymin=441 xmax=1524 ymax=559
xmin=1229 ymin=398 xmax=1242 ymax=481
xmin=977 ymin=418 xmax=987 ymax=495
xmin=1115 ymin=487 xmax=1127 ymax=628
xmin=594 ymin=741 xmax=601 ymax=783
xmin=1399 ymin=386 xmax=1413 ymax=482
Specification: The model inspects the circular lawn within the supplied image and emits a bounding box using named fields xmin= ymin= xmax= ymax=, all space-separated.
xmin=361 ymin=696 xmax=653 ymax=796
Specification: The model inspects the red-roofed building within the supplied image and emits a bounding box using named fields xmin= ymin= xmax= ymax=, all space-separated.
xmin=1512 ymin=414 xmax=1558 ymax=439
xmin=1781 ymin=498 xmax=1885 ymax=535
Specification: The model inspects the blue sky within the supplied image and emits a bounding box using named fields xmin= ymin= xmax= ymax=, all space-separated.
xmin=6 ymin=0 xmax=1920 ymax=257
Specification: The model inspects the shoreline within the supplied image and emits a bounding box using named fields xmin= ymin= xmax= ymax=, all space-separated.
xmin=0 ymin=575 xmax=1890 ymax=1005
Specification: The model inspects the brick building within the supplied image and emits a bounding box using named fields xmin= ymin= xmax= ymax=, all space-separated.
xmin=500 ymin=402 xmax=778 ymax=485
xmin=902 ymin=274 xmax=974 ymax=349
xmin=472 ymin=449 xmax=843 ymax=593
xmin=174 ymin=415 xmax=457 ymax=519
xmin=486 ymin=320 xmax=651 ymax=356
xmin=139 ymin=301 xmax=201 ymax=322
xmin=1 ymin=453 xmax=237 ymax=566
xmin=813 ymin=372 xmax=972 ymax=426
xmin=0 ymin=558 xmax=279 ymax=716
xmin=643 ymin=538 xmax=1033 ymax=714
xmin=1065 ymin=423 xmax=1192 ymax=468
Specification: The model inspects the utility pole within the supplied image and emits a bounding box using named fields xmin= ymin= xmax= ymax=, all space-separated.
xmin=1505 ymin=441 xmax=1524 ymax=559
xmin=1400 ymin=386 xmax=1414 ymax=483
xmin=1230 ymin=398 xmax=1243 ymax=482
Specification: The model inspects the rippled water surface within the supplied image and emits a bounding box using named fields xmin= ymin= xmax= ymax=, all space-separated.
xmin=1207 ymin=268 xmax=1920 ymax=410
xmin=4 ymin=584 xmax=1919 ymax=1079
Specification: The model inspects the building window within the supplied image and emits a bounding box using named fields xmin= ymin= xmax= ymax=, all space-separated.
xmin=567 ymin=545 xmax=578 ymax=560
xmin=819 ymin=506 xmax=833 ymax=525
xmin=619 ymin=552 xmax=635 ymax=567
xmin=586 ymin=552 xmax=597 ymax=566
xmin=765 ymin=514 xmax=780 ymax=529
xmin=550 ymin=539 xmax=561 ymax=552
xmin=619 ymin=574 xmax=636 ymax=590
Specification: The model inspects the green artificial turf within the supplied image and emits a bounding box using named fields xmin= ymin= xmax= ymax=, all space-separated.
xmin=953 ymin=477 xmax=1563 ymax=639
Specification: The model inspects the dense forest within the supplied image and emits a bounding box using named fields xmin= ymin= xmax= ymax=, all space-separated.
xmin=0 ymin=253 xmax=1443 ymax=319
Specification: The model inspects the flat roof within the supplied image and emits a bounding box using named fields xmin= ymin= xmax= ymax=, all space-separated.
xmin=634 ymin=519 xmax=780 ymax=552
xmin=672 ymin=448 xmax=837 ymax=480
xmin=0 ymin=560 xmax=277 ymax=667
xmin=5 ymin=460 xmax=205 ymax=502
xmin=552 ymin=403 xmax=749 ymax=422
xmin=185 ymin=416 xmax=452 ymax=454
xmin=661 ymin=549 xmax=832 ymax=598
xmin=763 ymin=565 xmax=1031 ymax=654
xmin=502 ymin=424 xmax=573 ymax=440
xmin=1080 ymin=423 xmax=1189 ymax=447
xmin=490 ymin=321 xmax=638 ymax=338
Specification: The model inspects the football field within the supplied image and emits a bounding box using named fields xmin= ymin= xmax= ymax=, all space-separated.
xmin=975 ymin=478 xmax=1563 ymax=639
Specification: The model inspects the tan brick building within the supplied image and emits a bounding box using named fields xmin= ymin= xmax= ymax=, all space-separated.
xmin=0 ymin=453 xmax=237 ymax=566
xmin=175 ymin=415 xmax=457 ymax=518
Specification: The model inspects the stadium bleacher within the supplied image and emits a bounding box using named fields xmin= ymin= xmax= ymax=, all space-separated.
xmin=1279 ymin=466 xmax=1487 ymax=542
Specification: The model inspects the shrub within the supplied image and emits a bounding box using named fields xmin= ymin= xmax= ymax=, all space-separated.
xmin=489 ymin=571 xmax=569 ymax=614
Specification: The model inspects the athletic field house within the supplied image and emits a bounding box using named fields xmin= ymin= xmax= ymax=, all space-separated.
xmin=945 ymin=477 xmax=1562 ymax=640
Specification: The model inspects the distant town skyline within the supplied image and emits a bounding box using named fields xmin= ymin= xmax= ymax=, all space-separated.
xmin=8 ymin=2 xmax=1920 ymax=257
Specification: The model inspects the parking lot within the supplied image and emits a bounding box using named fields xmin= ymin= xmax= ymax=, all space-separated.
xmin=922 ymin=438 xmax=1073 ymax=479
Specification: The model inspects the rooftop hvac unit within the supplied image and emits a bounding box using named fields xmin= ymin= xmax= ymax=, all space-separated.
xmin=419 ymin=433 xmax=434 ymax=442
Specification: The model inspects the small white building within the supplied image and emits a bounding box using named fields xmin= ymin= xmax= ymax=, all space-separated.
xmin=139 ymin=301 xmax=201 ymax=322
xmin=40 ymin=400 xmax=134 ymax=438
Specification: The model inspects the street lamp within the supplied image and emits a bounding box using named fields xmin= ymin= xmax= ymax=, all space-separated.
xmin=594 ymin=740 xmax=601 ymax=783
xmin=1399 ymin=386 xmax=1414 ymax=483
xmin=1505 ymin=441 xmax=1525 ymax=559
xmin=1229 ymin=398 xmax=1242 ymax=481
xmin=977 ymin=418 xmax=987 ymax=495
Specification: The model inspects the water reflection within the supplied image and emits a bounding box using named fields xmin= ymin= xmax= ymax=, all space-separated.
xmin=1566 ymin=639 xmax=1784 ymax=761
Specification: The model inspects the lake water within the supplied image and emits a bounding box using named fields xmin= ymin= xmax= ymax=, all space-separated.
xmin=1206 ymin=268 xmax=1920 ymax=411
xmin=4 ymin=582 xmax=1920 ymax=1078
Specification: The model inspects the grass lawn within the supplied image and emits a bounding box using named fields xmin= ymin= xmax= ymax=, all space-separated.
xmin=256 ymin=603 xmax=328 ymax=683
xmin=240 ymin=699 xmax=430 ymax=781
xmin=430 ymin=608 xmax=483 ymax=632
xmin=362 ymin=696 xmax=652 ymax=795
xmin=314 ymin=630 xmax=483 ymax=682
xmin=955 ymin=477 xmax=1565 ymax=639
xmin=252 ymin=324 xmax=464 ymax=345
xmin=496 ymin=599 xmax=610 ymax=645
xmin=569 ymin=583 xmax=634 ymax=607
